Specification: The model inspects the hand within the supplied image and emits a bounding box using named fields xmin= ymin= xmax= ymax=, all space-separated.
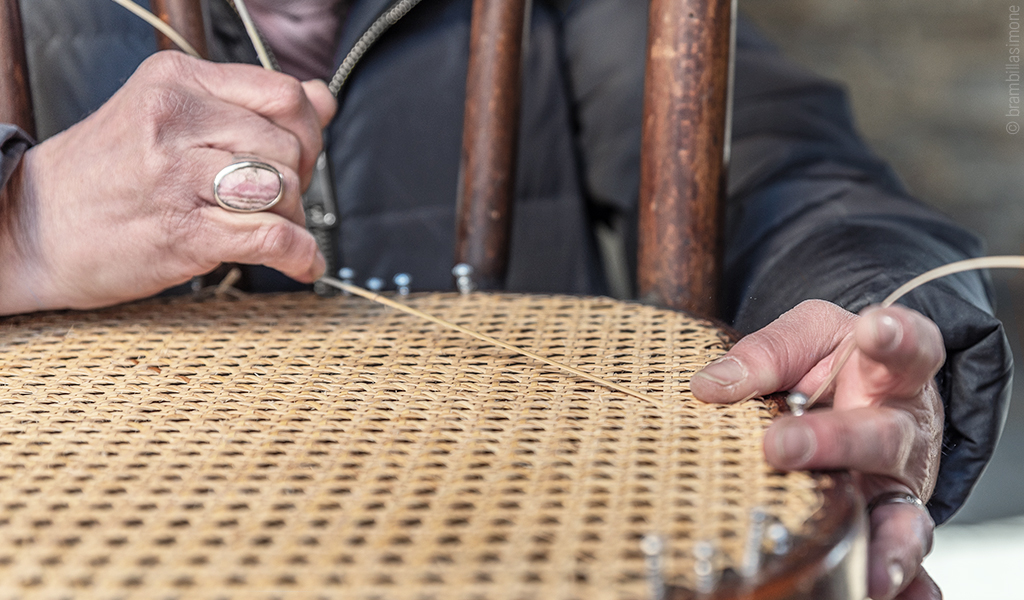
xmin=691 ymin=299 xmax=945 ymax=600
xmin=0 ymin=51 xmax=337 ymax=314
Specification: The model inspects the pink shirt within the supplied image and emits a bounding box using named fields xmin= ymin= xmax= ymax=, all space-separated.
xmin=246 ymin=0 xmax=350 ymax=81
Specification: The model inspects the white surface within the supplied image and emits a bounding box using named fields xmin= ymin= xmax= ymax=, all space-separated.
xmin=924 ymin=515 xmax=1024 ymax=599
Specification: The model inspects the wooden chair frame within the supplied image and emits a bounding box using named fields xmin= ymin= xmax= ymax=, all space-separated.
xmin=0 ymin=0 xmax=733 ymax=318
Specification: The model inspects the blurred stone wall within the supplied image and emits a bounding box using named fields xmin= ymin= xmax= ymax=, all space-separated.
xmin=743 ymin=0 xmax=1023 ymax=248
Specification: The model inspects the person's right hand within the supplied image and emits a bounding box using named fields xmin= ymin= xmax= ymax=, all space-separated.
xmin=0 ymin=51 xmax=336 ymax=315
xmin=692 ymin=300 xmax=945 ymax=600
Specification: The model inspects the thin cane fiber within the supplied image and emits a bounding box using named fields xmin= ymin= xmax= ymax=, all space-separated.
xmin=0 ymin=292 xmax=829 ymax=599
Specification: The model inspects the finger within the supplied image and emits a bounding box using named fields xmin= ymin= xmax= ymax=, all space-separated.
xmin=196 ymin=208 xmax=326 ymax=283
xmin=150 ymin=53 xmax=329 ymax=185
xmin=691 ymin=299 xmax=856 ymax=403
xmin=853 ymin=305 xmax=945 ymax=400
xmin=896 ymin=569 xmax=942 ymax=600
xmin=867 ymin=501 xmax=934 ymax=600
xmin=301 ymin=79 xmax=338 ymax=128
xmin=763 ymin=408 xmax=929 ymax=487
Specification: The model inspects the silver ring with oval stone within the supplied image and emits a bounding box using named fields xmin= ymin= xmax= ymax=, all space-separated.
xmin=213 ymin=160 xmax=284 ymax=213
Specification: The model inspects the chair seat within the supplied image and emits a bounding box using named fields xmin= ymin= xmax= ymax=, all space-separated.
xmin=0 ymin=292 xmax=847 ymax=599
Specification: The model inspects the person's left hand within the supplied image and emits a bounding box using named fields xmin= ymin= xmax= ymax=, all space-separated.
xmin=691 ymin=299 xmax=945 ymax=600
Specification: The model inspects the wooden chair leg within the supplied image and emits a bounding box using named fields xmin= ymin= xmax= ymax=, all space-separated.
xmin=454 ymin=0 xmax=528 ymax=290
xmin=151 ymin=0 xmax=208 ymax=58
xmin=0 ymin=0 xmax=35 ymax=137
xmin=638 ymin=0 xmax=734 ymax=318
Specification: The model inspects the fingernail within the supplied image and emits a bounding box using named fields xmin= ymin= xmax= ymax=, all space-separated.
xmin=870 ymin=313 xmax=902 ymax=351
xmin=773 ymin=421 xmax=816 ymax=467
xmin=887 ymin=562 xmax=905 ymax=597
xmin=694 ymin=357 xmax=747 ymax=387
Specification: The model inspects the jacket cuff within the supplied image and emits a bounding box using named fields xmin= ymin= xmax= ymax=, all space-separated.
xmin=1 ymin=124 xmax=35 ymax=191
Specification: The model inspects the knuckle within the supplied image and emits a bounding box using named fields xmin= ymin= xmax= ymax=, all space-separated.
xmin=139 ymin=50 xmax=194 ymax=80
xmin=283 ymin=136 xmax=303 ymax=170
xmin=737 ymin=307 xmax=824 ymax=388
xmin=263 ymin=76 xmax=308 ymax=116
xmin=251 ymin=223 xmax=315 ymax=270
xmin=136 ymin=52 xmax=205 ymax=99
xmin=136 ymin=85 xmax=206 ymax=146
xmin=793 ymin=298 xmax=834 ymax=317
xmin=255 ymin=130 xmax=302 ymax=170
xmin=791 ymin=299 xmax=853 ymax=328
xmin=252 ymin=223 xmax=297 ymax=258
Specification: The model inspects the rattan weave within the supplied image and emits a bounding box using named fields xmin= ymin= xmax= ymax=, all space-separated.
xmin=0 ymin=292 xmax=825 ymax=599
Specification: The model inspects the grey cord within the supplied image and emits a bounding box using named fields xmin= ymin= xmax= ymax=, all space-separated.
xmin=328 ymin=0 xmax=427 ymax=96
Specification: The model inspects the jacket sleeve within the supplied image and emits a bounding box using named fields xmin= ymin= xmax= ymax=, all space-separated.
xmin=726 ymin=19 xmax=1013 ymax=524
xmin=1 ymin=124 xmax=33 ymax=191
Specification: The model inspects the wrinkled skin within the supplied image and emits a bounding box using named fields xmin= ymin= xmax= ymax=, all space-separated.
xmin=693 ymin=300 xmax=945 ymax=600
xmin=0 ymin=52 xmax=336 ymax=315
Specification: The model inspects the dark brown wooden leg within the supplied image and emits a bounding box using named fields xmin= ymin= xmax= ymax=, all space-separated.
xmin=0 ymin=0 xmax=35 ymax=137
xmin=151 ymin=0 xmax=208 ymax=58
xmin=454 ymin=0 xmax=528 ymax=290
xmin=638 ymin=0 xmax=734 ymax=318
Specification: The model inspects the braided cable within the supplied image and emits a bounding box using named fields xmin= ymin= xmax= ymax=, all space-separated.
xmin=328 ymin=0 xmax=427 ymax=96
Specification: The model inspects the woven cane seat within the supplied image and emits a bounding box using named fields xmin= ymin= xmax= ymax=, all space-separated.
xmin=0 ymin=292 xmax=853 ymax=599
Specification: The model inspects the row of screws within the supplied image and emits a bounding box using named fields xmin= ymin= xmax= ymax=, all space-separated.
xmin=335 ymin=263 xmax=476 ymax=297
xmin=641 ymin=509 xmax=791 ymax=597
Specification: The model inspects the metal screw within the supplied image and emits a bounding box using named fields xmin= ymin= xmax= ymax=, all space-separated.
xmin=694 ymin=540 xmax=717 ymax=595
xmin=336 ymin=268 xmax=355 ymax=295
xmin=766 ymin=522 xmax=790 ymax=556
xmin=640 ymin=535 xmax=665 ymax=600
xmin=393 ymin=273 xmax=411 ymax=296
xmin=741 ymin=508 xmax=768 ymax=579
xmin=787 ymin=392 xmax=809 ymax=416
xmin=366 ymin=277 xmax=385 ymax=293
xmin=452 ymin=263 xmax=474 ymax=295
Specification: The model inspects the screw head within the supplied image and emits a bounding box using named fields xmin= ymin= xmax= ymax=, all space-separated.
xmin=338 ymin=267 xmax=355 ymax=280
xmin=767 ymin=523 xmax=790 ymax=555
xmin=452 ymin=263 xmax=473 ymax=278
xmin=366 ymin=277 xmax=385 ymax=292
xmin=786 ymin=392 xmax=809 ymax=416
xmin=639 ymin=534 xmax=664 ymax=556
xmin=393 ymin=273 xmax=411 ymax=287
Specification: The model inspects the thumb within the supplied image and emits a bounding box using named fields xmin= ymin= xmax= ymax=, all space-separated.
xmin=691 ymin=300 xmax=856 ymax=403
